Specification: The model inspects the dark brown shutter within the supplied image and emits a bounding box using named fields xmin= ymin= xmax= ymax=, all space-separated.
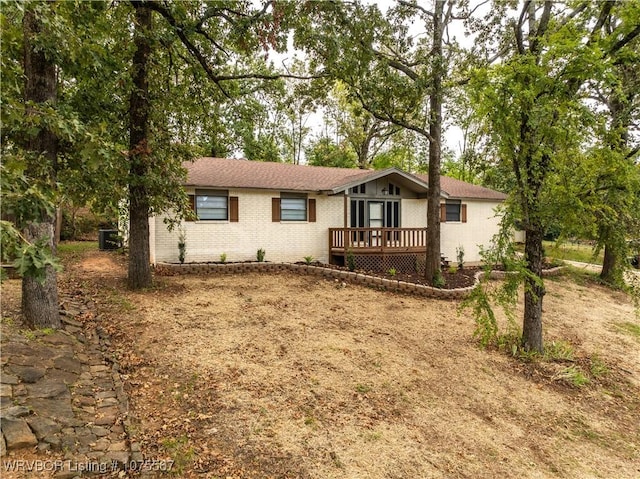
xmin=229 ymin=196 xmax=239 ymax=222
xmin=187 ymin=195 xmax=196 ymax=221
xmin=461 ymin=204 xmax=467 ymax=223
xmin=272 ymin=198 xmax=281 ymax=222
xmin=308 ymin=198 xmax=316 ymax=222
xmin=440 ymin=204 xmax=447 ymax=223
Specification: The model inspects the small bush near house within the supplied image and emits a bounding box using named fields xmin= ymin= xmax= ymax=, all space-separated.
xmin=456 ymin=245 xmax=465 ymax=270
xmin=220 ymin=253 xmax=227 ymax=263
xmin=346 ymin=250 xmax=356 ymax=272
xmin=433 ymin=271 xmax=446 ymax=288
xmin=387 ymin=267 xmax=397 ymax=276
xmin=257 ymin=248 xmax=266 ymax=262
xmin=304 ymin=255 xmax=314 ymax=265
xmin=178 ymin=228 xmax=187 ymax=264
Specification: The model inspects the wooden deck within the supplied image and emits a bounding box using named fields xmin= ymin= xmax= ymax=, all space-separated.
xmin=329 ymin=227 xmax=427 ymax=254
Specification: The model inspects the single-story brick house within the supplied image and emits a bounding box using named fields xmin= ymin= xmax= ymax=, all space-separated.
xmin=149 ymin=157 xmax=507 ymax=271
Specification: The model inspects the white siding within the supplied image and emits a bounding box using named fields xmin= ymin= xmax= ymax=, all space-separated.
xmin=440 ymin=200 xmax=502 ymax=264
xmin=153 ymin=189 xmax=344 ymax=264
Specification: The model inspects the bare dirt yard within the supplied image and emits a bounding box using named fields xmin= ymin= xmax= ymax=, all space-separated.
xmin=6 ymin=247 xmax=640 ymax=478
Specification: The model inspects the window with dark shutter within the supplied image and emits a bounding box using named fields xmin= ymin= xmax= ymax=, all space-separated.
xmin=280 ymin=193 xmax=307 ymax=221
xmin=195 ymin=189 xmax=228 ymax=220
xmin=445 ymin=200 xmax=462 ymax=222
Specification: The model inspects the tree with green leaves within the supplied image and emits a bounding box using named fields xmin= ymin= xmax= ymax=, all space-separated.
xmin=318 ymin=82 xmax=399 ymax=170
xmin=469 ymin=0 xmax=640 ymax=353
xmin=296 ymin=0 xmax=459 ymax=284
xmin=121 ymin=0 xmax=321 ymax=288
xmin=1 ymin=1 xmax=131 ymax=326
xmin=305 ymin=136 xmax=357 ymax=168
xmin=591 ymin=2 xmax=640 ymax=284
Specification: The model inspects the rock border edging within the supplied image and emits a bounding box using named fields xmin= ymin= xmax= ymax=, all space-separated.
xmin=156 ymin=262 xmax=566 ymax=300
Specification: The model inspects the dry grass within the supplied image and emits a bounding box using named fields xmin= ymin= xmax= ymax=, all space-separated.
xmin=72 ymin=250 xmax=639 ymax=479
xmin=4 ymin=249 xmax=640 ymax=478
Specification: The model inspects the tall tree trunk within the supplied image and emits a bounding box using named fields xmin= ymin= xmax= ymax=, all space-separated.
xmin=22 ymin=3 xmax=61 ymax=329
xmin=600 ymin=96 xmax=627 ymax=285
xmin=522 ymin=227 xmax=545 ymax=353
xmin=128 ymin=3 xmax=153 ymax=289
xmin=425 ymin=0 xmax=444 ymax=283
xmin=600 ymin=243 xmax=620 ymax=284
xmin=22 ymin=222 xmax=60 ymax=329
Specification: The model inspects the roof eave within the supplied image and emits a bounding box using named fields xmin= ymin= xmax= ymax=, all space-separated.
xmin=329 ymin=167 xmax=430 ymax=194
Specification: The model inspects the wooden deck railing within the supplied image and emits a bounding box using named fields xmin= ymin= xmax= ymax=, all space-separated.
xmin=329 ymin=227 xmax=427 ymax=254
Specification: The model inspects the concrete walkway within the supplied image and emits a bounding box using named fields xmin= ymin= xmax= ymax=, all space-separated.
xmin=562 ymin=259 xmax=602 ymax=273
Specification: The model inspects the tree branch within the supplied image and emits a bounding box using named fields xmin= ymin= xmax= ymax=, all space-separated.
xmin=610 ymin=24 xmax=640 ymax=54
xmin=352 ymin=89 xmax=434 ymax=143
xmin=530 ymin=1 xmax=552 ymax=55
xmin=397 ymin=0 xmax=434 ymax=18
xmin=515 ymin=1 xmax=530 ymax=55
xmin=135 ymin=0 xmax=326 ymax=93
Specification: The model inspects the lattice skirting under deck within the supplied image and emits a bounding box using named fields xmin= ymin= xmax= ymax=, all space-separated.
xmin=348 ymin=253 xmax=426 ymax=275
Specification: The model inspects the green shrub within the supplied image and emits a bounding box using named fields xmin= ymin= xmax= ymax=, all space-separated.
xmin=433 ymin=271 xmax=445 ymax=288
xmin=220 ymin=253 xmax=227 ymax=263
xmin=456 ymin=245 xmax=465 ymax=269
xmin=257 ymin=248 xmax=266 ymax=262
xmin=346 ymin=250 xmax=356 ymax=272
xmin=178 ymin=228 xmax=187 ymax=264
xmin=304 ymin=255 xmax=314 ymax=265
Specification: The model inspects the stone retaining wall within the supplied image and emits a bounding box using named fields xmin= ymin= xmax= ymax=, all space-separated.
xmin=156 ymin=262 xmax=566 ymax=300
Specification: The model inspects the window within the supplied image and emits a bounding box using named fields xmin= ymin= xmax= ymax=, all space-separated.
xmin=190 ymin=191 xmax=237 ymax=222
xmin=195 ymin=189 xmax=228 ymax=220
xmin=445 ymin=200 xmax=461 ymax=222
xmin=440 ymin=200 xmax=467 ymax=223
xmin=280 ymin=194 xmax=307 ymax=221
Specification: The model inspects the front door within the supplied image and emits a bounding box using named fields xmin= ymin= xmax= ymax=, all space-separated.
xmin=368 ymin=201 xmax=384 ymax=228
xmin=368 ymin=202 xmax=384 ymax=246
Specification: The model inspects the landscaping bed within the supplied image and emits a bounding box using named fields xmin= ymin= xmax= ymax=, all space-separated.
xmin=301 ymin=262 xmax=481 ymax=289
xmin=158 ymin=260 xmax=567 ymax=294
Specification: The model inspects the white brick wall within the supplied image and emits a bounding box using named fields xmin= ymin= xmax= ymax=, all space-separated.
xmin=152 ymin=189 xmax=344 ymax=264
xmin=440 ymin=200 xmax=502 ymax=263
xmin=149 ymin=190 xmax=502 ymax=265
